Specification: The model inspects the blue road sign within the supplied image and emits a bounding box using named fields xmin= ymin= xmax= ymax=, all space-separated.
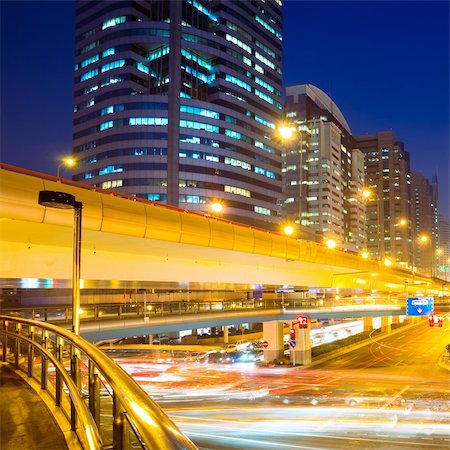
xmin=289 ymin=340 xmax=296 ymax=348
xmin=406 ymin=297 xmax=434 ymax=316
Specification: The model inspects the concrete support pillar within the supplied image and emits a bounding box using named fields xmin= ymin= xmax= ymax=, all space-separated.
xmin=363 ymin=316 xmax=373 ymax=332
xmin=223 ymin=326 xmax=229 ymax=344
xmin=391 ymin=315 xmax=399 ymax=324
xmin=291 ymin=322 xmax=311 ymax=366
xmin=381 ymin=315 xmax=392 ymax=333
xmin=148 ymin=335 xmax=153 ymax=344
xmin=263 ymin=321 xmax=285 ymax=362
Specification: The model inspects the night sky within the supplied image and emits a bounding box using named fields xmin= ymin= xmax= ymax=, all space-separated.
xmin=1 ymin=1 xmax=449 ymax=216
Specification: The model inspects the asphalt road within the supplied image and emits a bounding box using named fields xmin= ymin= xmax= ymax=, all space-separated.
xmin=110 ymin=319 xmax=450 ymax=449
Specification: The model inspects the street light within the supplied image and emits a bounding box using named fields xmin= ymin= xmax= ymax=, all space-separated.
xmin=38 ymin=190 xmax=83 ymax=335
xmin=411 ymin=233 xmax=430 ymax=278
xmin=283 ymin=223 xmax=295 ymax=236
xmin=57 ymin=157 xmax=76 ymax=178
xmin=362 ymin=188 xmax=382 ymax=260
xmin=278 ymin=124 xmax=303 ymax=227
xmin=210 ymin=201 xmax=224 ymax=214
xmin=325 ymin=238 xmax=337 ymax=249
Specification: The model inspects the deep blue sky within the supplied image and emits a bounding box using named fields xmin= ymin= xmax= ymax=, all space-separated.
xmin=1 ymin=1 xmax=449 ymax=216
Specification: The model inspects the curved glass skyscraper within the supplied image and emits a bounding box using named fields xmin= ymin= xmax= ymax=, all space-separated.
xmin=73 ymin=0 xmax=283 ymax=229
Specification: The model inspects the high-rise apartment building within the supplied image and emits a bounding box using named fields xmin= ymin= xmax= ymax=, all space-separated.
xmin=282 ymin=84 xmax=366 ymax=251
xmin=354 ymin=131 xmax=411 ymax=264
xmin=72 ymin=0 xmax=283 ymax=229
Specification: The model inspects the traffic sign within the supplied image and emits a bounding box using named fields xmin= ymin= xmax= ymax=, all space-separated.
xmin=296 ymin=315 xmax=308 ymax=328
xmin=406 ymin=297 xmax=434 ymax=316
xmin=262 ymin=340 xmax=269 ymax=348
xmin=289 ymin=340 xmax=296 ymax=348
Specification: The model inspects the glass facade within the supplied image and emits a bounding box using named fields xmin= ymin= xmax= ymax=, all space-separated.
xmin=73 ymin=0 xmax=283 ymax=229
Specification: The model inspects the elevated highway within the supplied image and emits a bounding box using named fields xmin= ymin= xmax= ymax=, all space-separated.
xmin=0 ymin=164 xmax=440 ymax=295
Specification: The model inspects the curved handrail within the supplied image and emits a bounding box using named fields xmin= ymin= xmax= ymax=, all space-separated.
xmin=0 ymin=315 xmax=197 ymax=450
xmin=1 ymin=327 xmax=103 ymax=449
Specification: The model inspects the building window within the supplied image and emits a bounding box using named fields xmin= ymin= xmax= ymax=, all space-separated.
xmin=102 ymin=16 xmax=126 ymax=30
xmin=255 ymin=206 xmax=271 ymax=215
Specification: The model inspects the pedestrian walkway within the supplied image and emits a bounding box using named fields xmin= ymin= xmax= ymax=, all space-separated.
xmin=0 ymin=364 xmax=68 ymax=450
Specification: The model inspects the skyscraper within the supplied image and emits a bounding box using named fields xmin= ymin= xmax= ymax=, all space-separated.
xmin=72 ymin=0 xmax=283 ymax=229
xmin=282 ymin=84 xmax=366 ymax=251
xmin=354 ymin=131 xmax=411 ymax=264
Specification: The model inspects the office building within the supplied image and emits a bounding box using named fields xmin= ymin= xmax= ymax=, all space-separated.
xmin=282 ymin=84 xmax=366 ymax=251
xmin=354 ymin=131 xmax=411 ymax=264
xmin=72 ymin=0 xmax=283 ymax=229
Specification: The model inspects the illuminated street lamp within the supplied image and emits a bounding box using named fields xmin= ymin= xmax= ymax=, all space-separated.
xmin=210 ymin=201 xmax=223 ymax=214
xmin=38 ymin=190 xmax=83 ymax=335
xmin=325 ymin=238 xmax=337 ymax=249
xmin=411 ymin=233 xmax=430 ymax=278
xmin=361 ymin=250 xmax=370 ymax=259
xmin=383 ymin=258 xmax=392 ymax=267
xmin=278 ymin=123 xmax=303 ymax=227
xmin=57 ymin=157 xmax=76 ymax=178
xmin=362 ymin=188 xmax=382 ymax=260
xmin=283 ymin=224 xmax=295 ymax=236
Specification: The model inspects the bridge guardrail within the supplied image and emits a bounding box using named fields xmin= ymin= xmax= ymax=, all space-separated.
xmin=2 ymin=297 xmax=437 ymax=326
xmin=0 ymin=315 xmax=197 ymax=450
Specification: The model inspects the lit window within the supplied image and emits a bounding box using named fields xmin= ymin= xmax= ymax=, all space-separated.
xmin=255 ymin=16 xmax=282 ymax=40
xmin=80 ymin=69 xmax=98 ymax=82
xmin=129 ymin=117 xmax=169 ymax=126
xmin=102 ymin=16 xmax=126 ymax=30
xmin=254 ymin=206 xmax=271 ymax=215
xmin=255 ymin=89 xmax=274 ymax=105
xmin=255 ymin=52 xmax=275 ymax=70
xmin=180 ymin=105 xmax=219 ymax=119
xmin=225 ymin=185 xmax=251 ymax=197
xmin=225 ymin=157 xmax=251 ymax=170
xmin=101 ymin=60 xmax=125 ymax=72
xmin=100 ymin=121 xmax=113 ymax=131
xmin=81 ymin=54 xmax=99 ymax=68
xmin=225 ymin=34 xmax=252 ymax=54
xmin=225 ymin=74 xmax=251 ymax=92
xmin=180 ymin=120 xmax=219 ymax=133
xmin=102 ymin=48 xmax=115 ymax=57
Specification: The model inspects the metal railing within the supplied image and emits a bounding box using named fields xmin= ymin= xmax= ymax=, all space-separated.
xmin=0 ymin=315 xmax=197 ymax=450
xmin=0 ymin=296 xmax=428 ymax=326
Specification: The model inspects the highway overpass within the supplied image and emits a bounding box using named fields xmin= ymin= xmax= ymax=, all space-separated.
xmin=0 ymin=164 xmax=441 ymax=296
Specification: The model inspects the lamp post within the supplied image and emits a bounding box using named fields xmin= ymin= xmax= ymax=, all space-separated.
xmin=411 ymin=233 xmax=430 ymax=279
xmin=57 ymin=157 xmax=76 ymax=178
xmin=38 ymin=191 xmax=83 ymax=335
xmin=362 ymin=188 xmax=382 ymax=260
xmin=278 ymin=125 xmax=303 ymax=228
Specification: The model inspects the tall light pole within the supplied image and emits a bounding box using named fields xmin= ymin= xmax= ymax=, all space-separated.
xmin=278 ymin=124 xmax=303 ymax=227
xmin=412 ymin=233 xmax=430 ymax=279
xmin=362 ymin=188 xmax=382 ymax=260
xmin=38 ymin=191 xmax=83 ymax=335
xmin=57 ymin=157 xmax=76 ymax=178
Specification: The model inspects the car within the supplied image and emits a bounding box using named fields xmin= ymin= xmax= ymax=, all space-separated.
xmin=428 ymin=315 xmax=443 ymax=327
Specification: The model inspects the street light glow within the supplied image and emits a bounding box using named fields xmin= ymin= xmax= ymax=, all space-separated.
xmin=283 ymin=224 xmax=295 ymax=236
xmin=278 ymin=125 xmax=296 ymax=140
xmin=361 ymin=250 xmax=370 ymax=259
xmin=383 ymin=258 xmax=392 ymax=267
xmin=325 ymin=239 xmax=337 ymax=249
xmin=419 ymin=234 xmax=429 ymax=243
xmin=210 ymin=202 xmax=223 ymax=214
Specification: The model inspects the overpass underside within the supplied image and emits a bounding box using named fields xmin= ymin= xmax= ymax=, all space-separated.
xmin=0 ymin=165 xmax=436 ymax=296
